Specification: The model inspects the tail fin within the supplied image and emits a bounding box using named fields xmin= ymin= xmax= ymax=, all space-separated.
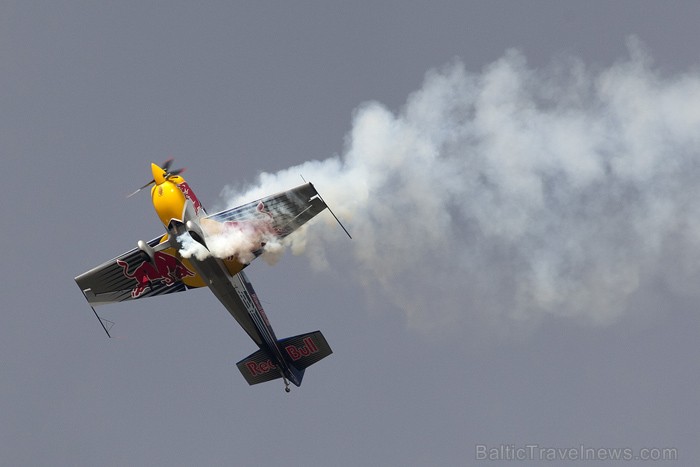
xmin=236 ymin=331 xmax=332 ymax=387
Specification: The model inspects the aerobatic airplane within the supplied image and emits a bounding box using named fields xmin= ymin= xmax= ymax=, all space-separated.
xmin=75 ymin=160 xmax=348 ymax=392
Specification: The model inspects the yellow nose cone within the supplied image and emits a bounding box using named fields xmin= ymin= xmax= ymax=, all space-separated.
xmin=152 ymin=181 xmax=186 ymax=226
xmin=151 ymin=163 xmax=166 ymax=185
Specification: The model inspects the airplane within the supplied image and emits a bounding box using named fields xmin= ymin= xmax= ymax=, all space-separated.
xmin=75 ymin=160 xmax=349 ymax=392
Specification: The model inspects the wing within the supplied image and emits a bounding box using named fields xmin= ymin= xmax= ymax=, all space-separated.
xmin=75 ymin=235 xmax=203 ymax=307
xmin=205 ymin=183 xmax=327 ymax=240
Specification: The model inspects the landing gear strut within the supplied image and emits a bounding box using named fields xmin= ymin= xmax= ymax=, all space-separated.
xmin=281 ymin=373 xmax=291 ymax=393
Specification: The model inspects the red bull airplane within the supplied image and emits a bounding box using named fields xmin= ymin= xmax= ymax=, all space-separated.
xmin=75 ymin=160 xmax=348 ymax=392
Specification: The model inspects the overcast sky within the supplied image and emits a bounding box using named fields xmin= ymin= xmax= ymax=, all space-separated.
xmin=2 ymin=2 xmax=700 ymax=466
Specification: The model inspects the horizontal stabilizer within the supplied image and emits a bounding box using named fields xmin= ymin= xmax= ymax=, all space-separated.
xmin=278 ymin=330 xmax=333 ymax=371
xmin=236 ymin=331 xmax=332 ymax=387
xmin=236 ymin=348 xmax=282 ymax=386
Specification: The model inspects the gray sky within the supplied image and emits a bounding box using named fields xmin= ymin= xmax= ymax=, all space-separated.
xmin=2 ymin=2 xmax=699 ymax=466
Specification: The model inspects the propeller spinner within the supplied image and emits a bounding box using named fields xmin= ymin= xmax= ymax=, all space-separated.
xmin=127 ymin=158 xmax=186 ymax=198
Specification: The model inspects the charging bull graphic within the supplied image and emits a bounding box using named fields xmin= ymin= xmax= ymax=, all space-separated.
xmin=117 ymin=252 xmax=195 ymax=298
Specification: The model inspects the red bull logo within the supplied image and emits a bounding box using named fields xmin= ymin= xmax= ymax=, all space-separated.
xmin=177 ymin=181 xmax=203 ymax=215
xmin=117 ymin=252 xmax=195 ymax=298
xmin=285 ymin=337 xmax=319 ymax=361
xmin=245 ymin=359 xmax=277 ymax=376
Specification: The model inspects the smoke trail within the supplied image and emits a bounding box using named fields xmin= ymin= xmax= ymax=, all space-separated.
xmin=217 ymin=40 xmax=700 ymax=333
xmin=178 ymin=221 xmax=286 ymax=265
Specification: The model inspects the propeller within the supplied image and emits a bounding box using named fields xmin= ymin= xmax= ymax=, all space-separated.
xmin=160 ymin=158 xmax=186 ymax=178
xmin=127 ymin=158 xmax=186 ymax=198
xmin=162 ymin=157 xmax=173 ymax=173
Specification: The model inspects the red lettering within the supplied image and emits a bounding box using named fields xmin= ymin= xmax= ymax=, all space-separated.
xmin=286 ymin=346 xmax=300 ymax=361
xmin=245 ymin=359 xmax=276 ymax=376
xmin=245 ymin=361 xmax=259 ymax=375
xmin=285 ymin=337 xmax=320 ymax=361
xmin=304 ymin=336 xmax=318 ymax=353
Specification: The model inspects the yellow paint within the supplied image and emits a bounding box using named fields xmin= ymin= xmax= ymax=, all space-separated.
xmin=150 ymin=163 xmax=187 ymax=227
xmin=180 ymin=257 xmax=207 ymax=288
xmin=151 ymin=163 xmax=166 ymax=185
xmin=223 ymin=257 xmax=246 ymax=276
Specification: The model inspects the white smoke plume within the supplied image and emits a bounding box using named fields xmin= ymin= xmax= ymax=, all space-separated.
xmin=215 ymin=40 xmax=700 ymax=333
xmin=178 ymin=223 xmax=284 ymax=265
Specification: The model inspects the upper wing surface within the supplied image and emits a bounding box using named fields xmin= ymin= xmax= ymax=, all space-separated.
xmin=75 ymin=236 xmax=201 ymax=306
xmin=205 ymin=183 xmax=327 ymax=240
